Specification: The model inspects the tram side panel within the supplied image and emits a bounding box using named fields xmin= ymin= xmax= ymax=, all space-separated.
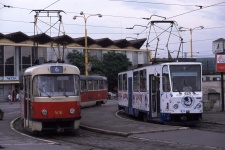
xmin=118 ymin=62 xmax=203 ymax=123
xmin=118 ymin=69 xmax=156 ymax=119
xmin=80 ymin=90 xmax=108 ymax=107
xmin=80 ymin=75 xmax=108 ymax=108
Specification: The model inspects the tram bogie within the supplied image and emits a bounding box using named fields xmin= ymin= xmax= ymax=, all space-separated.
xmin=20 ymin=63 xmax=81 ymax=133
xmin=118 ymin=62 xmax=203 ymax=123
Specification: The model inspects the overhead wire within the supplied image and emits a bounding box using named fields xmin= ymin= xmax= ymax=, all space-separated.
xmin=43 ymin=0 xmax=60 ymax=10
xmin=0 ymin=1 xmax=224 ymax=52
xmin=167 ymin=1 xmax=225 ymax=19
xmin=0 ymin=1 xmax=224 ymax=30
xmin=108 ymin=0 xmax=202 ymax=7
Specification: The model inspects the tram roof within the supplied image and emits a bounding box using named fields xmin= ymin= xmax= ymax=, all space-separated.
xmin=125 ymin=61 xmax=202 ymax=72
xmin=80 ymin=75 xmax=107 ymax=80
xmin=23 ymin=63 xmax=80 ymax=75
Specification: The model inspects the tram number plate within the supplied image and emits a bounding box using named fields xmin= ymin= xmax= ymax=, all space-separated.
xmin=55 ymin=111 xmax=63 ymax=115
xmin=184 ymin=92 xmax=191 ymax=95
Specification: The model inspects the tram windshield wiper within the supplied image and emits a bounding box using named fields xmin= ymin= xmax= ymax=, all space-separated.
xmin=183 ymin=79 xmax=196 ymax=94
xmin=38 ymin=87 xmax=51 ymax=98
xmin=173 ymin=82 xmax=181 ymax=94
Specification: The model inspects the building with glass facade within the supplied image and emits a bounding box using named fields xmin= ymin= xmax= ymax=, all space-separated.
xmin=0 ymin=45 xmax=47 ymax=102
xmin=0 ymin=32 xmax=147 ymax=102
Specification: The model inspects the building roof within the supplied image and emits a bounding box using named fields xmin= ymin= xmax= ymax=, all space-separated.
xmin=5 ymin=31 xmax=30 ymax=43
xmin=0 ymin=32 xmax=146 ymax=50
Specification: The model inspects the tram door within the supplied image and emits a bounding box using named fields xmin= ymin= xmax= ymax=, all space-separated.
xmin=128 ymin=77 xmax=133 ymax=114
xmin=24 ymin=76 xmax=31 ymax=128
xmin=149 ymin=75 xmax=160 ymax=118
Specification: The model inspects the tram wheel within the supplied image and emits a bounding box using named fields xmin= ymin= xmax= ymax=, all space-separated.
xmin=96 ymin=101 xmax=102 ymax=106
xmin=143 ymin=114 xmax=148 ymax=122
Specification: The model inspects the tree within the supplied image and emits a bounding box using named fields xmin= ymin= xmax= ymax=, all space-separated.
xmin=67 ymin=50 xmax=104 ymax=75
xmin=67 ymin=50 xmax=132 ymax=92
xmin=102 ymin=51 xmax=132 ymax=92
xmin=67 ymin=50 xmax=85 ymax=74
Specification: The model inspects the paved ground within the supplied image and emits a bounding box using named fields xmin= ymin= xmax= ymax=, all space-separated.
xmin=80 ymin=99 xmax=225 ymax=136
xmin=1 ymin=100 xmax=225 ymax=136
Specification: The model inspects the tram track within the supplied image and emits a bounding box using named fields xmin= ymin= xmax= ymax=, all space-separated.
xmin=116 ymin=109 xmax=225 ymax=135
xmin=192 ymin=122 xmax=225 ymax=134
xmin=11 ymin=111 xmax=225 ymax=150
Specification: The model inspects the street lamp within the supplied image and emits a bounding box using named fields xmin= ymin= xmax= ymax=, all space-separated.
xmin=73 ymin=11 xmax=102 ymax=75
xmin=179 ymin=26 xmax=204 ymax=58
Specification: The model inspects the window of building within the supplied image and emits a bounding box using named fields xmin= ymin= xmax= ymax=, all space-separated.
xmin=22 ymin=47 xmax=32 ymax=64
xmin=132 ymin=52 xmax=138 ymax=66
xmin=4 ymin=46 xmax=15 ymax=76
xmin=0 ymin=46 xmax=3 ymax=64
xmin=0 ymin=65 xmax=3 ymax=76
xmin=0 ymin=46 xmax=3 ymax=76
xmin=208 ymin=93 xmax=220 ymax=101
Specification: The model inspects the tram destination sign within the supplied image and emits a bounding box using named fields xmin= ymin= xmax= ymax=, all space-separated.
xmin=50 ymin=66 xmax=63 ymax=73
xmin=216 ymin=54 xmax=225 ymax=72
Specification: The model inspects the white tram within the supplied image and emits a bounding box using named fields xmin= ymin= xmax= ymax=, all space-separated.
xmin=20 ymin=63 xmax=81 ymax=133
xmin=118 ymin=62 xmax=203 ymax=122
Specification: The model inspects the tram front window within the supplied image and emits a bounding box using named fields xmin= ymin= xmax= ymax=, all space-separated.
xmin=33 ymin=75 xmax=79 ymax=97
xmin=170 ymin=65 xmax=201 ymax=93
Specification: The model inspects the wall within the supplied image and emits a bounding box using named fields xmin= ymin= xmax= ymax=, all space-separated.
xmin=202 ymin=75 xmax=225 ymax=112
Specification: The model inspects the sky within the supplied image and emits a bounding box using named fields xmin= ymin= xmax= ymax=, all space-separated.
xmin=0 ymin=0 xmax=225 ymax=58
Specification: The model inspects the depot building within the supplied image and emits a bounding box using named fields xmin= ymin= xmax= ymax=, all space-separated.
xmin=0 ymin=31 xmax=147 ymax=102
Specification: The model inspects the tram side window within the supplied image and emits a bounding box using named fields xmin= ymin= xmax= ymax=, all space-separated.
xmin=99 ymin=80 xmax=104 ymax=89
xmin=118 ymin=74 xmax=122 ymax=91
xmin=122 ymin=74 xmax=127 ymax=91
xmin=88 ymin=80 xmax=93 ymax=90
xmin=162 ymin=66 xmax=171 ymax=92
xmin=133 ymin=71 xmax=140 ymax=92
xmin=104 ymin=80 xmax=108 ymax=90
xmin=140 ymin=69 xmax=146 ymax=92
xmin=93 ymin=80 xmax=98 ymax=90
xmin=81 ymin=80 xmax=87 ymax=91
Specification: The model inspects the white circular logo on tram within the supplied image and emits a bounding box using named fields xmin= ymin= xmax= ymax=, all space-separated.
xmin=181 ymin=96 xmax=194 ymax=108
xmin=55 ymin=67 xmax=59 ymax=72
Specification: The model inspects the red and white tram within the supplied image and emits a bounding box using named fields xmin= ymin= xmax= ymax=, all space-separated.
xmin=80 ymin=75 xmax=108 ymax=107
xmin=20 ymin=63 xmax=81 ymax=133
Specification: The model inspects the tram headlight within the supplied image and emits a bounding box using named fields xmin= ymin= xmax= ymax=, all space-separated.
xmin=196 ymin=103 xmax=202 ymax=109
xmin=41 ymin=109 xmax=48 ymax=116
xmin=70 ymin=108 xmax=75 ymax=114
xmin=173 ymin=104 xmax=179 ymax=109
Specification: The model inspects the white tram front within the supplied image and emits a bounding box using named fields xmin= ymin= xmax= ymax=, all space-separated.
xmin=20 ymin=63 xmax=81 ymax=133
xmin=118 ymin=62 xmax=203 ymax=122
